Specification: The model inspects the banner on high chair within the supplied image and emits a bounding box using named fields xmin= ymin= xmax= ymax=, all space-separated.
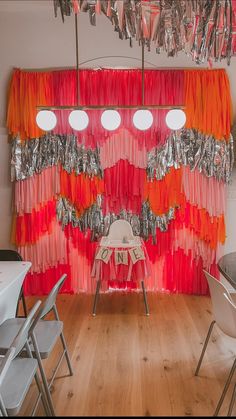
xmin=129 ymin=247 xmax=145 ymax=264
xmin=114 ymin=250 xmax=128 ymax=265
xmin=95 ymin=247 xmax=145 ymax=265
xmin=95 ymin=247 xmax=113 ymax=264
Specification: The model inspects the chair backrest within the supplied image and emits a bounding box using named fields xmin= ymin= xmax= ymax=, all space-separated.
xmin=108 ymin=220 xmax=134 ymax=240
xmin=12 ymin=300 xmax=41 ymax=358
xmin=31 ymin=274 xmax=67 ymax=326
xmin=0 ymin=249 xmax=22 ymax=261
xmin=203 ymin=270 xmax=236 ymax=338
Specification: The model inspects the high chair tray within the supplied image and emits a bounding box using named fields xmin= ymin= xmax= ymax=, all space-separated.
xmin=100 ymin=237 xmax=142 ymax=248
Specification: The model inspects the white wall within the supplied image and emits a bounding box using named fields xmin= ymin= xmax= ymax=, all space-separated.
xmin=0 ymin=1 xmax=236 ymax=253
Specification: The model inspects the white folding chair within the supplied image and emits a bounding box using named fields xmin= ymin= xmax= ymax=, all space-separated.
xmin=195 ymin=270 xmax=236 ymax=416
xmin=92 ymin=219 xmax=149 ymax=316
xmin=0 ymin=301 xmax=51 ymax=416
xmin=0 ymin=274 xmax=73 ymax=416
xmin=213 ymin=293 xmax=236 ymax=416
xmin=28 ymin=273 xmax=73 ymax=416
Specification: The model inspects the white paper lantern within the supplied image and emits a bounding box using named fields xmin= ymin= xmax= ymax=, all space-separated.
xmin=165 ymin=109 xmax=186 ymax=130
xmin=101 ymin=110 xmax=121 ymax=131
xmin=133 ymin=109 xmax=153 ymax=131
xmin=36 ymin=110 xmax=57 ymax=131
xmin=69 ymin=110 xmax=89 ymax=131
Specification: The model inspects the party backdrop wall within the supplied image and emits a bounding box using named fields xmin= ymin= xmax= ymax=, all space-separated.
xmin=7 ymin=67 xmax=234 ymax=295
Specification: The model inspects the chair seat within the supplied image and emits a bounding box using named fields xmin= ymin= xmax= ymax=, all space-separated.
xmin=0 ymin=318 xmax=63 ymax=359
xmin=0 ymin=357 xmax=38 ymax=416
xmin=32 ymin=319 xmax=63 ymax=359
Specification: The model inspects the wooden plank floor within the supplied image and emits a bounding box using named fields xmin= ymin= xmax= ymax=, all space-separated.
xmin=21 ymin=292 xmax=236 ymax=416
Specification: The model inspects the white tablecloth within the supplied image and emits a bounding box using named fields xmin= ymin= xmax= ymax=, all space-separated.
xmin=0 ymin=261 xmax=31 ymax=324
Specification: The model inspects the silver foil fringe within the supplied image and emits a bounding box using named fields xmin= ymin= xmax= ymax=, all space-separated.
xmin=147 ymin=129 xmax=234 ymax=184
xmin=11 ymin=129 xmax=234 ymax=184
xmin=11 ymin=134 xmax=102 ymax=181
xmin=56 ymin=196 xmax=176 ymax=242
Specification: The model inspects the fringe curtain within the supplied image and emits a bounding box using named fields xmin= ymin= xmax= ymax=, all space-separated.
xmin=7 ymin=68 xmax=233 ymax=295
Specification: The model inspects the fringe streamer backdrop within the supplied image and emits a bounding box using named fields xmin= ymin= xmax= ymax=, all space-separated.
xmin=7 ymin=68 xmax=234 ymax=295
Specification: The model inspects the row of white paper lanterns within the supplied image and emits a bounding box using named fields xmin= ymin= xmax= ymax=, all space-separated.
xmin=36 ymin=108 xmax=186 ymax=132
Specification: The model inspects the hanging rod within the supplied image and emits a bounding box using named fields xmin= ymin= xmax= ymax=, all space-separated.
xmin=75 ymin=13 xmax=80 ymax=106
xmin=37 ymin=105 xmax=185 ymax=110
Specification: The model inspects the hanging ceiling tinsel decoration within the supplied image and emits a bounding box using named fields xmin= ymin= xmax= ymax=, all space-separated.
xmin=53 ymin=0 xmax=236 ymax=64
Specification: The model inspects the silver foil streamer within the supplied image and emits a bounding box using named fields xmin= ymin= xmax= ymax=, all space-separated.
xmin=56 ymin=196 xmax=176 ymax=242
xmin=53 ymin=0 xmax=73 ymax=21
xmin=11 ymin=135 xmax=102 ymax=181
xmin=147 ymin=129 xmax=234 ymax=184
xmin=53 ymin=0 xmax=235 ymax=64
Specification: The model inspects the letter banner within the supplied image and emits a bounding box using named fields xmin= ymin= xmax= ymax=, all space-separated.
xmin=95 ymin=247 xmax=113 ymax=264
xmin=95 ymin=246 xmax=146 ymax=265
xmin=129 ymin=247 xmax=145 ymax=264
xmin=115 ymin=250 xmax=128 ymax=265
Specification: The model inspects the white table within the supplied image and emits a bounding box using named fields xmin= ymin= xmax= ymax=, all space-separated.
xmin=0 ymin=261 xmax=31 ymax=324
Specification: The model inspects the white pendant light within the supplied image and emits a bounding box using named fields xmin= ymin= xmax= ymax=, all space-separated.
xmin=36 ymin=110 xmax=57 ymax=131
xmin=68 ymin=110 xmax=89 ymax=131
xmin=101 ymin=110 xmax=121 ymax=131
xmin=165 ymin=109 xmax=186 ymax=130
xmin=133 ymin=109 xmax=153 ymax=131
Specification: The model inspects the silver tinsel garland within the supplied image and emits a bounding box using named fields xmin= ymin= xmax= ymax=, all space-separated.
xmin=11 ymin=129 xmax=234 ymax=184
xmin=11 ymin=134 xmax=102 ymax=181
xmin=53 ymin=0 xmax=234 ymax=64
xmin=56 ymin=196 xmax=175 ymax=242
xmin=147 ymin=129 xmax=234 ymax=183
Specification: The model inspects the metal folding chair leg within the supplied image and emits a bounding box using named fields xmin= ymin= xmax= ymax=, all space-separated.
xmin=227 ymin=383 xmax=236 ymax=416
xmin=52 ymin=305 xmax=73 ymax=378
xmin=30 ymin=332 xmax=56 ymax=417
xmin=33 ymin=371 xmax=52 ymax=416
xmin=92 ymin=280 xmax=101 ymax=316
xmin=195 ymin=320 xmax=216 ymax=376
xmin=21 ymin=291 xmax=28 ymax=317
xmin=25 ymin=340 xmax=52 ymax=417
xmin=141 ymin=280 xmax=149 ymax=316
xmin=214 ymin=358 xmax=236 ymax=416
xmin=16 ymin=287 xmax=28 ymax=318
xmin=0 ymin=394 xmax=7 ymax=417
xmin=46 ymin=337 xmax=73 ymax=393
xmin=59 ymin=332 xmax=73 ymax=376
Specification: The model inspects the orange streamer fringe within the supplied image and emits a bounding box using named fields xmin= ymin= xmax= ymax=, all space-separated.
xmin=144 ymin=167 xmax=184 ymax=215
xmin=60 ymin=169 xmax=104 ymax=217
xmin=185 ymin=69 xmax=233 ymax=141
xmin=7 ymin=69 xmax=53 ymax=140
